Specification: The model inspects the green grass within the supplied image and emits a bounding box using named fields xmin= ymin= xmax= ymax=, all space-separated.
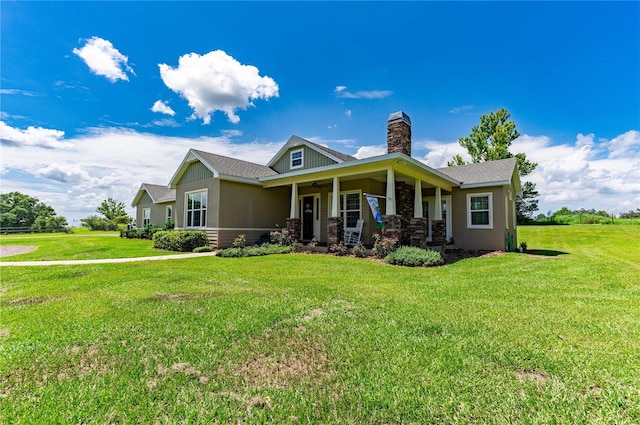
xmin=1 ymin=225 xmax=639 ymax=423
xmin=0 ymin=232 xmax=181 ymax=261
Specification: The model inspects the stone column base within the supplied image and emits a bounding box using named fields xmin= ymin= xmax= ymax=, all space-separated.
xmin=431 ymin=219 xmax=446 ymax=247
xmin=382 ymin=214 xmax=402 ymax=241
xmin=327 ymin=216 xmax=344 ymax=246
xmin=286 ymin=218 xmax=301 ymax=242
xmin=409 ymin=217 xmax=427 ymax=247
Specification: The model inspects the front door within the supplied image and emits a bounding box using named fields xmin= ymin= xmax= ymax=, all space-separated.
xmin=299 ymin=194 xmax=321 ymax=241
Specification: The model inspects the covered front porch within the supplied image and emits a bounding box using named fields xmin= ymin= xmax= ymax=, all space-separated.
xmin=260 ymin=153 xmax=459 ymax=247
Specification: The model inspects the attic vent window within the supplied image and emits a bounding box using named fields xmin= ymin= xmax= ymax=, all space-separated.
xmin=290 ymin=149 xmax=304 ymax=169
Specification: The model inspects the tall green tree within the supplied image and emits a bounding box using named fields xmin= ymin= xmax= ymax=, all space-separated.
xmin=448 ymin=108 xmax=539 ymax=223
xmin=0 ymin=192 xmax=68 ymax=230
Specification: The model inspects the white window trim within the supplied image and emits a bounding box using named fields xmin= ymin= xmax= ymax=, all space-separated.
xmin=467 ymin=192 xmax=493 ymax=229
xmin=184 ymin=189 xmax=208 ymax=228
xmin=142 ymin=208 xmax=151 ymax=227
xmin=423 ymin=195 xmax=452 ymax=241
xmin=166 ymin=205 xmax=173 ymax=221
xmin=290 ymin=148 xmax=304 ymax=170
xmin=327 ymin=190 xmax=362 ymax=228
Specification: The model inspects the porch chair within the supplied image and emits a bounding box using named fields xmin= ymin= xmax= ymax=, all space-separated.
xmin=343 ymin=218 xmax=364 ymax=246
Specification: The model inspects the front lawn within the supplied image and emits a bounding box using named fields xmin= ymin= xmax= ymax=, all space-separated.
xmin=0 ymin=232 xmax=181 ymax=261
xmin=1 ymin=225 xmax=638 ymax=423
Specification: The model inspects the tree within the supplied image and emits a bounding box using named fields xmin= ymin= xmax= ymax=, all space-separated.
xmin=96 ymin=198 xmax=131 ymax=224
xmin=0 ymin=192 xmax=68 ymax=230
xmin=449 ymin=108 xmax=539 ymax=223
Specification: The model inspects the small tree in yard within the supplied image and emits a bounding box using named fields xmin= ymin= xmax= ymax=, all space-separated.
xmin=448 ymin=108 xmax=539 ymax=223
xmin=81 ymin=198 xmax=132 ymax=231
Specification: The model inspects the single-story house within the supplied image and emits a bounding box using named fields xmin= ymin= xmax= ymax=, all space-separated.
xmin=131 ymin=183 xmax=175 ymax=228
xmin=132 ymin=112 xmax=521 ymax=251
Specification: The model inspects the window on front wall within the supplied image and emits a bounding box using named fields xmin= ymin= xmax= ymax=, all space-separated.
xmin=166 ymin=205 xmax=173 ymax=221
xmin=328 ymin=191 xmax=361 ymax=228
xmin=186 ymin=191 xmax=207 ymax=227
xmin=467 ymin=193 xmax=493 ymax=228
xmin=143 ymin=208 xmax=151 ymax=227
xmin=290 ymin=149 xmax=303 ymax=169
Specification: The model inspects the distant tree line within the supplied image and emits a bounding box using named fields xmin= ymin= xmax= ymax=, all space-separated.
xmin=0 ymin=192 xmax=68 ymax=232
xmin=80 ymin=198 xmax=132 ymax=231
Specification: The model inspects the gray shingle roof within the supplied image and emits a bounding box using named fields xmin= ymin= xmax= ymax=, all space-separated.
xmin=193 ymin=149 xmax=278 ymax=179
xmin=142 ymin=183 xmax=175 ymax=203
xmin=305 ymin=139 xmax=357 ymax=162
xmin=438 ymin=157 xmax=517 ymax=185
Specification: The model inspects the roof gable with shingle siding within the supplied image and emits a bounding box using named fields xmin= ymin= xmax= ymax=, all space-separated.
xmin=132 ymin=183 xmax=176 ymax=207
xmin=268 ymin=135 xmax=356 ymax=173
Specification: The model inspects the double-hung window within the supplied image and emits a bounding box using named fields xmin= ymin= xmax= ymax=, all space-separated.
xmin=329 ymin=191 xmax=361 ymax=228
xmin=186 ymin=190 xmax=207 ymax=228
xmin=142 ymin=208 xmax=151 ymax=227
xmin=166 ymin=205 xmax=173 ymax=222
xmin=467 ymin=193 xmax=493 ymax=228
xmin=290 ymin=149 xmax=303 ymax=169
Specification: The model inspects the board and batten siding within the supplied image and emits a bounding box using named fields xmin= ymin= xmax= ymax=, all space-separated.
xmin=179 ymin=161 xmax=214 ymax=184
xmin=271 ymin=146 xmax=339 ymax=174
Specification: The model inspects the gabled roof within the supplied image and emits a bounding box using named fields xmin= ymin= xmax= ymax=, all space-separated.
xmin=168 ymin=148 xmax=278 ymax=187
xmin=438 ymin=157 xmax=521 ymax=192
xmin=131 ymin=183 xmax=175 ymax=207
xmin=267 ymin=135 xmax=356 ymax=167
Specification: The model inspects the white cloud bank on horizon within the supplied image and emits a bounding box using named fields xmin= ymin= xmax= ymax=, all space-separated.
xmin=0 ymin=121 xmax=283 ymax=222
xmin=151 ymin=100 xmax=176 ymax=116
xmin=334 ymin=86 xmax=392 ymax=99
xmin=159 ymin=50 xmax=279 ymax=124
xmin=73 ymin=37 xmax=135 ymax=82
xmin=1 ymin=120 xmax=638 ymax=222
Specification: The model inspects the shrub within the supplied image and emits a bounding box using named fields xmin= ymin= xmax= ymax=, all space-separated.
xmin=232 ymin=234 xmax=246 ymax=248
xmin=270 ymin=227 xmax=293 ymax=246
xmin=163 ymin=219 xmax=175 ymax=230
xmin=372 ymin=233 xmax=399 ymax=259
xmin=120 ymin=224 xmax=161 ymax=240
xmin=216 ymin=244 xmax=292 ymax=258
xmin=352 ymin=242 xmax=368 ymax=258
xmin=153 ymin=230 xmax=209 ymax=252
xmin=307 ymin=236 xmax=318 ymax=253
xmin=329 ymin=241 xmax=348 ymax=256
xmin=81 ymin=215 xmax=118 ymax=231
xmin=193 ymin=246 xmax=212 ymax=253
xmin=385 ymin=246 xmax=444 ymax=267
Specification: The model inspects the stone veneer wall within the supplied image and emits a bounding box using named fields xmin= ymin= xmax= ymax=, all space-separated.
xmin=395 ymin=182 xmax=414 ymax=245
xmin=327 ymin=216 xmax=344 ymax=246
xmin=387 ymin=120 xmax=412 ymax=156
xmin=410 ymin=217 xmax=428 ymax=247
xmin=431 ymin=219 xmax=446 ymax=247
xmin=382 ymin=215 xmax=402 ymax=241
xmin=286 ymin=218 xmax=301 ymax=242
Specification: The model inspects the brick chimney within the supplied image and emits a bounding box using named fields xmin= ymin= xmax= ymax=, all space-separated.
xmin=387 ymin=111 xmax=411 ymax=156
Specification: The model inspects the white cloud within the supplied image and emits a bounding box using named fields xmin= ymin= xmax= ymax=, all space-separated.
xmin=345 ymin=110 xmax=352 ymax=118
xmin=354 ymin=145 xmax=386 ymax=159
xmin=73 ymin=36 xmax=134 ymax=82
xmin=159 ymin=50 xmax=279 ymax=124
xmin=0 ymin=121 xmax=69 ymax=149
xmin=0 ymin=89 xmax=39 ymax=97
xmin=449 ymin=105 xmax=474 ymax=114
xmin=333 ymin=86 xmax=392 ymax=99
xmin=0 ymin=122 xmax=283 ymax=223
xmin=417 ymin=131 xmax=640 ymax=215
xmin=151 ymin=100 xmax=176 ymax=116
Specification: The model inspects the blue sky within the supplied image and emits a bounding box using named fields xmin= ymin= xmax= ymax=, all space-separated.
xmin=2 ymin=1 xmax=639 ymax=223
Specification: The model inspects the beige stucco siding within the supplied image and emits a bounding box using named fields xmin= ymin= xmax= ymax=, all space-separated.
xmin=217 ymin=180 xmax=290 ymax=246
xmin=135 ymin=193 xmax=174 ymax=228
xmin=450 ymin=186 xmax=512 ymax=251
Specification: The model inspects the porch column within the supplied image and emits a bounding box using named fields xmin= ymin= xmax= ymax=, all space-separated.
xmin=414 ymin=179 xmax=423 ymax=218
xmin=289 ymin=182 xmax=298 ymax=218
xmin=431 ymin=186 xmax=445 ymax=248
xmin=286 ymin=182 xmax=301 ymax=241
xmin=410 ymin=179 xmax=427 ymax=247
xmin=386 ymin=167 xmax=396 ymax=215
xmin=331 ymin=177 xmax=340 ymax=217
xmin=328 ymin=176 xmax=343 ymax=246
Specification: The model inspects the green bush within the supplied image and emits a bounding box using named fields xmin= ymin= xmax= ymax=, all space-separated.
xmin=352 ymin=243 xmax=368 ymax=258
xmin=121 ymin=224 xmax=160 ymax=240
xmin=329 ymin=241 xmax=348 ymax=256
xmin=216 ymin=244 xmax=292 ymax=258
xmin=153 ymin=230 xmax=209 ymax=252
xmin=372 ymin=233 xmax=399 ymax=259
xmin=193 ymin=246 xmax=213 ymax=253
xmin=385 ymin=246 xmax=444 ymax=267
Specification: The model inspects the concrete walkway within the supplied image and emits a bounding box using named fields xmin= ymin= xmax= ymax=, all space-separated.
xmin=0 ymin=251 xmax=217 ymax=267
